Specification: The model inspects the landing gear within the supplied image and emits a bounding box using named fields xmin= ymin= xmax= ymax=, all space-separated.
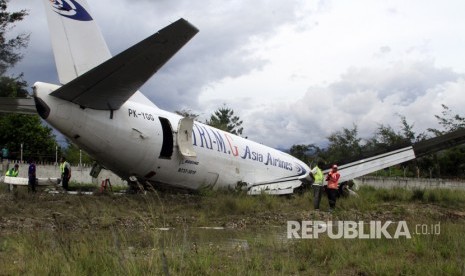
xmin=127 ymin=177 xmax=149 ymax=194
xmin=338 ymin=180 xmax=358 ymax=197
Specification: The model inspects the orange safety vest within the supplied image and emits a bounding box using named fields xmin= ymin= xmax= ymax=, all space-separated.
xmin=327 ymin=171 xmax=340 ymax=189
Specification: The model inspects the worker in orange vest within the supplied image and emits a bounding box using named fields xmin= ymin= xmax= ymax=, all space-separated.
xmin=326 ymin=164 xmax=340 ymax=212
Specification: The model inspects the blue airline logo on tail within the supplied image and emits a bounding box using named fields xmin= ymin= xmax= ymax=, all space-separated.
xmin=50 ymin=0 xmax=93 ymax=21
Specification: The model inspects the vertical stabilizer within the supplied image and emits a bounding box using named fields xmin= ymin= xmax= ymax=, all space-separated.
xmin=42 ymin=0 xmax=112 ymax=84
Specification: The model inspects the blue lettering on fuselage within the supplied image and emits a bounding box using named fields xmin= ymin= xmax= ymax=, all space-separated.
xmin=264 ymin=153 xmax=293 ymax=171
xmin=211 ymin=130 xmax=227 ymax=153
xmin=191 ymin=123 xmax=292 ymax=171
xmin=240 ymin=145 xmax=264 ymax=162
xmin=193 ymin=124 xmax=213 ymax=149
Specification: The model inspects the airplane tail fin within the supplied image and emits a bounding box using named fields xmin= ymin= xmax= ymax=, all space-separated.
xmin=42 ymin=0 xmax=112 ymax=84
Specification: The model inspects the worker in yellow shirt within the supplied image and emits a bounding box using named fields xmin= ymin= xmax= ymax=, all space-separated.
xmin=310 ymin=161 xmax=325 ymax=211
xmin=60 ymin=157 xmax=71 ymax=191
xmin=5 ymin=164 xmax=19 ymax=177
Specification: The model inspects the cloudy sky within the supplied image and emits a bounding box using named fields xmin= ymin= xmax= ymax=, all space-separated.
xmin=7 ymin=0 xmax=465 ymax=149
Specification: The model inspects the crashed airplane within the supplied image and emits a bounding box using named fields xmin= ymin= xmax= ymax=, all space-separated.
xmin=1 ymin=0 xmax=465 ymax=194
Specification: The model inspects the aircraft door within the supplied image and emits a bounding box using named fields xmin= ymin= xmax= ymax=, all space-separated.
xmin=158 ymin=117 xmax=173 ymax=159
xmin=177 ymin=117 xmax=197 ymax=158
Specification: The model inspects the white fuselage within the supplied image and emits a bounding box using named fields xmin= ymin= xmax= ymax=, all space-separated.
xmin=34 ymin=82 xmax=310 ymax=193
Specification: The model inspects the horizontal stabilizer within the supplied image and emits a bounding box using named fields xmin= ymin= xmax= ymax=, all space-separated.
xmin=50 ymin=18 xmax=199 ymax=110
xmin=0 ymin=98 xmax=37 ymax=115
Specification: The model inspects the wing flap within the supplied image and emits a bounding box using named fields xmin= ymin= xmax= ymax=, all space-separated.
xmin=247 ymin=179 xmax=303 ymax=195
xmin=50 ymin=18 xmax=198 ymax=110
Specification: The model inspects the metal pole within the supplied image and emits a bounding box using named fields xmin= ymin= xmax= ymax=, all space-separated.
xmin=20 ymin=143 xmax=23 ymax=163
xmin=79 ymin=149 xmax=82 ymax=168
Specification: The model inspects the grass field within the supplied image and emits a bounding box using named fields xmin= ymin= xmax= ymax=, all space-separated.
xmin=0 ymin=184 xmax=464 ymax=275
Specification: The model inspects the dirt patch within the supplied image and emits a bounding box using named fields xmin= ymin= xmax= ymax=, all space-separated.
xmin=0 ymin=189 xmax=463 ymax=234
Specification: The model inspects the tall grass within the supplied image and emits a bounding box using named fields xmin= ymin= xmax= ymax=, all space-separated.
xmin=0 ymin=186 xmax=465 ymax=274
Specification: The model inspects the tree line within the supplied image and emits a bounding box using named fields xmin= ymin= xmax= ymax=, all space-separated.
xmin=180 ymin=103 xmax=465 ymax=178
xmin=289 ymin=108 xmax=465 ymax=179
xmin=0 ymin=2 xmax=463 ymax=178
xmin=0 ymin=2 xmax=86 ymax=163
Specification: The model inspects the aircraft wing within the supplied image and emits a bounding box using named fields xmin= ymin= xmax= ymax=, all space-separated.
xmin=324 ymin=128 xmax=465 ymax=183
xmin=325 ymin=146 xmax=416 ymax=183
xmin=0 ymin=98 xmax=37 ymax=115
xmin=50 ymin=18 xmax=199 ymax=110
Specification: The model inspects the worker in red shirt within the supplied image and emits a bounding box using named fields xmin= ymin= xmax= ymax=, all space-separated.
xmin=326 ymin=164 xmax=340 ymax=212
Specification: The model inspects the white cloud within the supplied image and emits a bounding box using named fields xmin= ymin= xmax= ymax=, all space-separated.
xmin=242 ymin=61 xmax=464 ymax=148
xmin=7 ymin=0 xmax=465 ymax=150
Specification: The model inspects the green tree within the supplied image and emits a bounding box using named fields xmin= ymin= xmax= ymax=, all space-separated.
xmin=206 ymin=105 xmax=244 ymax=136
xmin=289 ymin=144 xmax=322 ymax=165
xmin=0 ymin=114 xmax=57 ymax=161
xmin=364 ymin=124 xmax=406 ymax=151
xmin=63 ymin=142 xmax=93 ymax=165
xmin=436 ymin=146 xmax=465 ymax=178
xmin=323 ymin=123 xmax=362 ymax=164
xmin=0 ymin=3 xmax=59 ymax=163
xmin=0 ymin=75 xmax=28 ymax=97
xmin=0 ymin=1 xmax=29 ymax=75
xmin=428 ymin=104 xmax=465 ymax=136
xmin=362 ymin=115 xmax=430 ymax=177
xmin=398 ymin=115 xmax=419 ymax=142
xmin=0 ymin=1 xmax=29 ymax=97
xmin=289 ymin=144 xmax=310 ymax=163
xmin=426 ymin=105 xmax=465 ymax=178
xmin=365 ymin=114 xmax=426 ymax=152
